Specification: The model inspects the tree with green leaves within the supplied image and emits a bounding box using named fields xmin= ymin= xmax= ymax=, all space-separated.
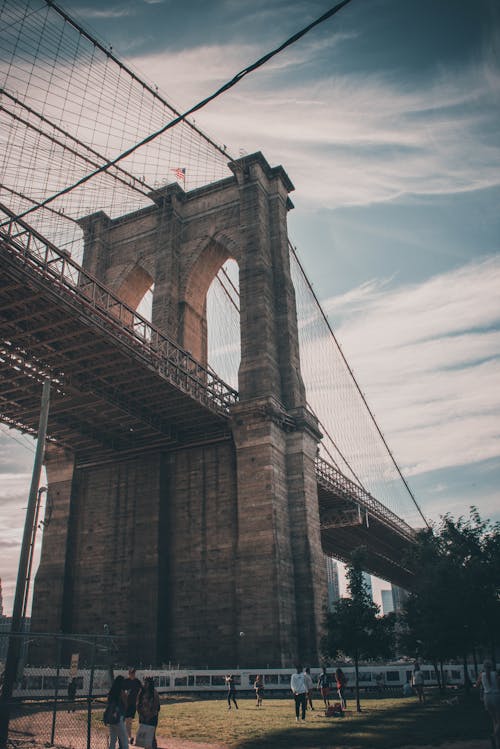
xmin=400 ymin=508 xmax=500 ymax=690
xmin=322 ymin=548 xmax=395 ymax=712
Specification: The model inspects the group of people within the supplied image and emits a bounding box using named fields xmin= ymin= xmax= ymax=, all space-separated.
xmin=105 ymin=668 xmax=160 ymax=749
xmin=226 ymin=666 xmax=347 ymax=721
xmin=290 ymin=666 xmax=347 ymax=722
xmin=104 ymin=659 xmax=500 ymax=747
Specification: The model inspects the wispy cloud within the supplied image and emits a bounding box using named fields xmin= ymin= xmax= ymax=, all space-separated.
xmin=130 ymin=42 xmax=500 ymax=207
xmin=73 ymin=6 xmax=134 ymax=19
xmin=325 ymin=255 xmax=500 ymax=476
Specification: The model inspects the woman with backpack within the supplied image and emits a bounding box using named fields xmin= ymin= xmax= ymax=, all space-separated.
xmin=104 ymin=675 xmax=128 ymax=749
xmin=136 ymin=677 xmax=161 ymax=749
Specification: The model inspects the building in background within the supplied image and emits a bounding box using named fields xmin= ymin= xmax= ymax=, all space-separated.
xmin=391 ymin=585 xmax=408 ymax=612
xmin=381 ymin=589 xmax=395 ymax=614
xmin=0 ymin=578 xmax=3 ymax=617
xmin=325 ymin=556 xmax=340 ymax=611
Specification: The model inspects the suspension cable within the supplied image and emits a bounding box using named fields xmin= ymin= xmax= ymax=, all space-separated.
xmin=1 ymin=0 xmax=353 ymax=227
xmin=290 ymin=242 xmax=429 ymax=528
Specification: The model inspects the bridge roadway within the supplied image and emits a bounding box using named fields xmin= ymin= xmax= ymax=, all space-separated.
xmin=0 ymin=209 xmax=415 ymax=588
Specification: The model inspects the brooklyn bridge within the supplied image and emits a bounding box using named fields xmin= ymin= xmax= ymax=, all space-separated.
xmin=0 ymin=0 xmax=427 ymax=668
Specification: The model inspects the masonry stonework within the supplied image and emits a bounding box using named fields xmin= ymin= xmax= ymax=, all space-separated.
xmin=31 ymin=153 xmax=326 ymax=667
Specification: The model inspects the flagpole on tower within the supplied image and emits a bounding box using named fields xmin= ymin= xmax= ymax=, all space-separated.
xmin=171 ymin=167 xmax=186 ymax=187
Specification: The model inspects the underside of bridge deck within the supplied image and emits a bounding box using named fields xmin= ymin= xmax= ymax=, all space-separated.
xmin=0 ymin=236 xmax=234 ymax=464
xmin=318 ymin=482 xmax=415 ymax=589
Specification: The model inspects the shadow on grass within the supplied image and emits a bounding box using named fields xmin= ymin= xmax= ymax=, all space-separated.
xmin=235 ymin=696 xmax=489 ymax=749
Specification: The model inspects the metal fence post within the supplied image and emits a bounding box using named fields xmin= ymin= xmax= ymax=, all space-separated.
xmin=87 ymin=636 xmax=96 ymax=749
xmin=50 ymin=636 xmax=62 ymax=746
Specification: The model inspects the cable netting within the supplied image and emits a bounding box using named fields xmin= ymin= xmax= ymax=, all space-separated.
xmin=0 ymin=0 xmax=424 ymax=529
xmin=206 ymin=249 xmax=424 ymax=529
xmin=207 ymin=260 xmax=241 ymax=390
xmin=0 ymin=0 xmax=231 ymax=262
xmin=289 ymin=248 xmax=425 ymax=529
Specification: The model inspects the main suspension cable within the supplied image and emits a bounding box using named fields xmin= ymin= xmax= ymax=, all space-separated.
xmin=1 ymin=0 xmax=353 ymax=228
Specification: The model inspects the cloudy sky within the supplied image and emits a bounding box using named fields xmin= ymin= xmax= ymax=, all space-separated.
xmin=1 ymin=0 xmax=499 ymax=612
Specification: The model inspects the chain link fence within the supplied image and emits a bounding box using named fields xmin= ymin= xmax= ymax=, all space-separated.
xmin=1 ymin=631 xmax=128 ymax=748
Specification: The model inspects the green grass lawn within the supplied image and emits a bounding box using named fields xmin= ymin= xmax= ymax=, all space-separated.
xmin=145 ymin=692 xmax=490 ymax=748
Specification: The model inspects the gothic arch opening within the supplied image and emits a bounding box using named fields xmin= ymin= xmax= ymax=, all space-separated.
xmin=136 ymin=284 xmax=154 ymax=322
xmin=207 ymin=258 xmax=240 ymax=390
xmin=116 ymin=264 xmax=154 ymax=317
xmin=182 ymin=239 xmax=241 ymax=380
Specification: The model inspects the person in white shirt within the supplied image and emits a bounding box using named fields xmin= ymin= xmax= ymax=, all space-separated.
xmin=412 ymin=663 xmax=425 ymax=703
xmin=476 ymin=660 xmax=500 ymax=748
xmin=290 ymin=666 xmax=307 ymax=722
xmin=303 ymin=667 xmax=314 ymax=711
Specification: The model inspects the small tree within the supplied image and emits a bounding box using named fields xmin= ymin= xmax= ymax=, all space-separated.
xmin=322 ymin=548 xmax=395 ymax=711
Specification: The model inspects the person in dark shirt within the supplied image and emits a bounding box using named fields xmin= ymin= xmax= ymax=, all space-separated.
xmin=124 ymin=668 xmax=142 ymax=744
xmin=225 ymin=674 xmax=238 ymax=710
xmin=67 ymin=677 xmax=77 ymax=712
xmin=254 ymin=674 xmax=264 ymax=707
xmin=318 ymin=667 xmax=331 ymax=707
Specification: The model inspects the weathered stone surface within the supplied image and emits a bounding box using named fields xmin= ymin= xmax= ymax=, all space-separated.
xmin=32 ymin=152 xmax=326 ymax=668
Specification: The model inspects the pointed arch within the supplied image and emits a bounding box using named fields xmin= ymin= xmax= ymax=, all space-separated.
xmin=181 ymin=234 xmax=239 ymax=364
xmin=115 ymin=263 xmax=154 ymax=312
xmin=207 ymin=258 xmax=240 ymax=389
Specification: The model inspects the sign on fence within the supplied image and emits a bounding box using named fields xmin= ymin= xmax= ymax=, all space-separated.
xmin=69 ymin=653 xmax=79 ymax=678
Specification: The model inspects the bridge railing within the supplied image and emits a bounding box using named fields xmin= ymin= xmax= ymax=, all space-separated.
xmin=0 ymin=207 xmax=238 ymax=415
xmin=315 ymin=455 xmax=416 ymax=541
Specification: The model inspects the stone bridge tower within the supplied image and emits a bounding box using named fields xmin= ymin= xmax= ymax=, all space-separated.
xmin=31 ymin=152 xmax=326 ymax=668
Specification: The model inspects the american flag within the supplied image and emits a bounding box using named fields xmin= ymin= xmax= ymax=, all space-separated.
xmin=172 ymin=167 xmax=186 ymax=182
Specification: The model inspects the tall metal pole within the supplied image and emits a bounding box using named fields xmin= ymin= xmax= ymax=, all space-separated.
xmin=0 ymin=378 xmax=51 ymax=749
xmin=22 ymin=486 xmax=47 ymax=620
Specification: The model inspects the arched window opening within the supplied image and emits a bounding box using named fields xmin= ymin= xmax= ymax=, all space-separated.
xmin=115 ymin=265 xmax=154 ymax=317
xmin=136 ymin=284 xmax=154 ymax=322
xmin=206 ymin=259 xmax=240 ymax=390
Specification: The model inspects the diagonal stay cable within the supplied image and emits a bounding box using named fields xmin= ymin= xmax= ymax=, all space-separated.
xmin=1 ymin=0 xmax=353 ymax=228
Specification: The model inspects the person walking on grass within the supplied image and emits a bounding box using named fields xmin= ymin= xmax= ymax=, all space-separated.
xmin=291 ymin=665 xmax=307 ymax=722
xmin=335 ymin=667 xmax=348 ymax=710
xmin=124 ymin=667 xmax=142 ymax=744
xmin=476 ymin=660 xmax=500 ymax=748
xmin=225 ymin=674 xmax=238 ymax=710
xmin=136 ymin=677 xmax=160 ymax=749
xmin=254 ymin=674 xmax=264 ymax=707
xmin=104 ymin=675 xmax=128 ymax=749
xmin=304 ymin=667 xmax=314 ymax=711
xmin=412 ymin=662 xmax=425 ymax=703
xmin=318 ymin=666 xmax=331 ymax=708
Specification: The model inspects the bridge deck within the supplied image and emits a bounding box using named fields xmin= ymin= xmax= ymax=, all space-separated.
xmin=0 ymin=211 xmax=237 ymax=462
xmin=317 ymin=457 xmax=415 ymax=587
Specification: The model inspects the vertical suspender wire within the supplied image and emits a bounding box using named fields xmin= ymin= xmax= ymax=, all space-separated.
xmin=290 ymin=243 xmax=429 ymax=529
